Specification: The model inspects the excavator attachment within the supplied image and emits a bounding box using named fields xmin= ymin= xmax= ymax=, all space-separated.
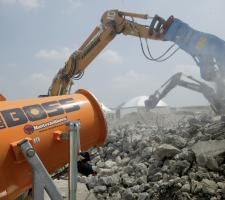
xmin=145 ymin=72 xmax=225 ymax=115
xmin=145 ymin=91 xmax=161 ymax=110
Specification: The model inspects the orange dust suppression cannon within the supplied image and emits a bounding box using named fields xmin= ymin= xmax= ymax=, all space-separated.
xmin=0 ymin=89 xmax=107 ymax=200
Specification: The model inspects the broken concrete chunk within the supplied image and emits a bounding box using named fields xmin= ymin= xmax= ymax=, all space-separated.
xmin=99 ymin=174 xmax=120 ymax=186
xmin=96 ymin=161 xmax=105 ymax=168
xmin=217 ymin=182 xmax=225 ymax=190
xmin=138 ymin=192 xmax=149 ymax=200
xmin=141 ymin=147 xmax=153 ymax=159
xmin=98 ymin=168 xmax=115 ymax=176
xmin=206 ymin=156 xmax=219 ymax=171
xmin=111 ymin=192 xmax=121 ymax=200
xmin=93 ymin=185 xmax=107 ymax=193
xmin=149 ymin=172 xmax=162 ymax=182
xmin=104 ymin=160 xmax=116 ymax=168
xmin=192 ymin=140 xmax=225 ymax=170
xmin=201 ymin=179 xmax=218 ymax=195
xmin=112 ymin=149 xmax=120 ymax=157
xmin=120 ymin=157 xmax=130 ymax=166
xmin=181 ymin=183 xmax=190 ymax=192
xmin=115 ymin=156 xmax=122 ymax=164
xmin=154 ymin=144 xmax=181 ymax=160
xmin=122 ymin=176 xmax=135 ymax=187
xmin=134 ymin=163 xmax=148 ymax=175
xmin=130 ymin=185 xmax=140 ymax=193
xmin=87 ymin=176 xmax=99 ymax=189
xmin=192 ymin=140 xmax=225 ymax=158
xmin=164 ymin=134 xmax=187 ymax=149
xmin=191 ymin=180 xmax=202 ymax=194
xmin=122 ymin=188 xmax=135 ymax=200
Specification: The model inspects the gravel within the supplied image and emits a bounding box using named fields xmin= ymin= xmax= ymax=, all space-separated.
xmin=80 ymin=108 xmax=225 ymax=199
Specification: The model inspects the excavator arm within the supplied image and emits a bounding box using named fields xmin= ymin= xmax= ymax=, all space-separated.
xmin=144 ymin=73 xmax=225 ymax=115
xmin=48 ymin=10 xmax=173 ymax=96
xmin=48 ymin=9 xmax=225 ymax=97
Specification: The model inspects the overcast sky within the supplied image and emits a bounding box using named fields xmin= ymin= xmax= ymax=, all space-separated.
xmin=1 ymin=0 xmax=225 ymax=108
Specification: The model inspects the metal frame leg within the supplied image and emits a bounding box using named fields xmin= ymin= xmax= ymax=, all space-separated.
xmin=17 ymin=120 xmax=80 ymax=200
xmin=69 ymin=121 xmax=80 ymax=200
xmin=18 ymin=140 xmax=63 ymax=200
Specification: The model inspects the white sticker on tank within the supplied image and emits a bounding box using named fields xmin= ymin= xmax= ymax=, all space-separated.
xmin=33 ymin=137 xmax=41 ymax=143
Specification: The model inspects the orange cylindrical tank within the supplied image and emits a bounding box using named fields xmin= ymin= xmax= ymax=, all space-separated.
xmin=0 ymin=89 xmax=107 ymax=200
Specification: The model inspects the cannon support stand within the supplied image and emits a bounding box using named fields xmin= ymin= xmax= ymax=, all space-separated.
xmin=17 ymin=121 xmax=80 ymax=200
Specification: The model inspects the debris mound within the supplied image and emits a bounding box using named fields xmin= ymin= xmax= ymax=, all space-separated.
xmin=81 ymin=110 xmax=225 ymax=200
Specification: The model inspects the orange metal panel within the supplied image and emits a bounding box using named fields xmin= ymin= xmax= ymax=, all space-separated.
xmin=0 ymin=89 xmax=107 ymax=200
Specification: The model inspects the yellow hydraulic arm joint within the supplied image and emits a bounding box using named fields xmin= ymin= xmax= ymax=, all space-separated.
xmin=48 ymin=10 xmax=173 ymax=96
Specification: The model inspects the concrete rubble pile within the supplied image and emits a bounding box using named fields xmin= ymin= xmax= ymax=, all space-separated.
xmin=78 ymin=112 xmax=225 ymax=200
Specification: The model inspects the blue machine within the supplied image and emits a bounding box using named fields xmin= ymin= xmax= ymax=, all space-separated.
xmin=164 ymin=18 xmax=225 ymax=81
